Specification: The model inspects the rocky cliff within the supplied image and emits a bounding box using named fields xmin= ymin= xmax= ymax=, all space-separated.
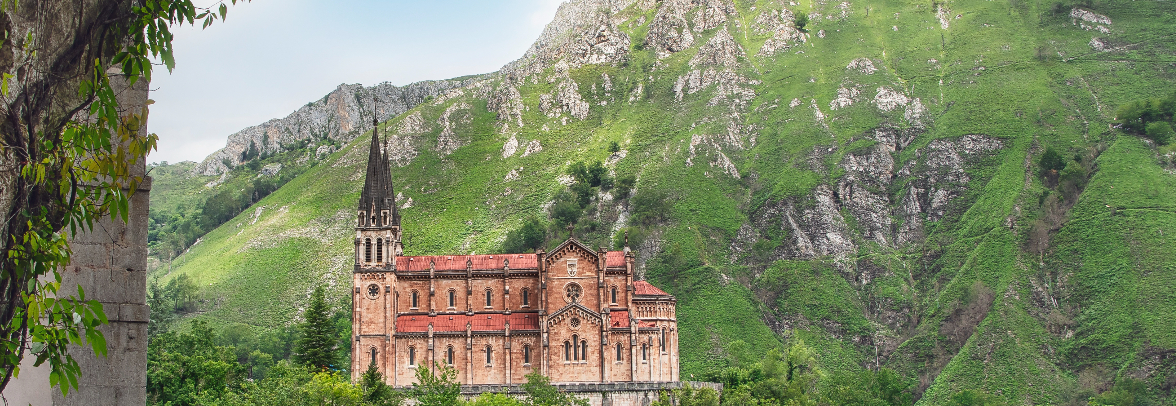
xmin=193 ymin=78 xmax=483 ymax=175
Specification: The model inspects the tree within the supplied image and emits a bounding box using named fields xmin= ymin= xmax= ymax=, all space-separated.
xmin=651 ymin=383 xmax=720 ymax=406
xmin=361 ymin=362 xmax=403 ymax=406
xmin=468 ymin=393 xmax=522 ymax=406
xmin=410 ymin=362 xmax=461 ymax=406
xmin=1145 ymin=121 xmax=1173 ymax=145
xmin=147 ymin=320 xmax=247 ymax=405
xmin=503 ymin=217 xmax=547 ymax=253
xmin=0 ymin=0 xmax=248 ymax=394
xmin=1039 ymin=147 xmax=1067 ymax=173
xmin=795 ymin=12 xmax=810 ymax=32
xmin=608 ymin=141 xmax=621 ymax=154
xmin=521 ymin=372 xmax=589 ymax=406
xmin=295 ymin=286 xmax=338 ymax=370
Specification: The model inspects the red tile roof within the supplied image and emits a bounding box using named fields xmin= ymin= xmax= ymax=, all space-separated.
xmin=397 ymin=313 xmax=541 ymax=333
xmin=638 ymin=320 xmax=658 ymax=328
xmin=605 ymin=251 xmax=626 ymax=268
xmin=633 ymin=280 xmax=669 ymax=296
xmin=610 ymin=310 xmax=630 ymax=328
xmin=397 ymin=254 xmax=538 ymax=272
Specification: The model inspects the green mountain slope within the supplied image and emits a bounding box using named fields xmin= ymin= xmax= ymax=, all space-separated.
xmin=154 ymin=0 xmax=1176 ymax=403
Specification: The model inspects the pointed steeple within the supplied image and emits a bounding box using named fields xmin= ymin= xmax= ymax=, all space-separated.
xmin=358 ymin=117 xmax=398 ymax=227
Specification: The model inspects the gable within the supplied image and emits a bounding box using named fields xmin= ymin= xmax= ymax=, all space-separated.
xmin=547 ymin=303 xmax=602 ymax=328
xmin=544 ymin=238 xmax=600 ymax=269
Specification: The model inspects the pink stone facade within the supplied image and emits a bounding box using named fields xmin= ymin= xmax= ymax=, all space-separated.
xmin=350 ymin=239 xmax=679 ymax=387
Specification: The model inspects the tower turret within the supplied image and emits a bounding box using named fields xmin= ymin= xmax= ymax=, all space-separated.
xmin=356 ymin=116 xmax=403 ymax=269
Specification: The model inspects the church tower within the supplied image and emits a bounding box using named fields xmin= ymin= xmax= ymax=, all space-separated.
xmin=356 ymin=116 xmax=402 ymax=266
xmin=352 ymin=117 xmax=400 ymax=381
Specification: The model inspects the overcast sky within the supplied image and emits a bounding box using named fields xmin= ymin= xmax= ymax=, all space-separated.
xmin=147 ymin=0 xmax=563 ymax=164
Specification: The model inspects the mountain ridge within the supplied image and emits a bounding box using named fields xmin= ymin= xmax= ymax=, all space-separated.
xmin=152 ymin=0 xmax=1176 ymax=404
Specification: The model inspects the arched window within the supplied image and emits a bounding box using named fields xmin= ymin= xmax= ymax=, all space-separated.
xmin=572 ymin=334 xmax=579 ymax=360
xmin=485 ymin=345 xmax=492 ymax=365
xmin=371 ymin=347 xmax=377 ymax=366
xmin=411 ymin=291 xmax=419 ymax=308
xmin=661 ymin=329 xmax=666 ymax=351
xmin=616 ymin=343 xmax=623 ymax=361
xmin=358 ymin=212 xmax=365 ymax=226
xmin=581 ymin=340 xmax=588 ymax=361
xmin=376 ymin=238 xmax=383 ymax=262
xmin=564 ymin=341 xmax=570 ymax=361
xmin=521 ymin=288 xmax=529 ymax=306
xmin=485 ymin=289 xmax=492 ymax=307
xmin=408 ymin=347 xmax=416 ymax=365
xmin=448 ymin=289 xmax=456 ymax=308
xmin=446 ymin=346 xmax=454 ymax=365
xmin=611 ymin=286 xmax=618 ymax=304
xmin=523 ymin=345 xmax=531 ymax=364
xmin=642 ymin=344 xmax=647 ymax=361
xmin=364 ymin=238 xmax=372 ymax=262
xmin=381 ymin=212 xmax=387 ymax=226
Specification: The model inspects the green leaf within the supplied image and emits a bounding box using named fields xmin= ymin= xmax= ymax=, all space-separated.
xmin=218 ymin=3 xmax=227 ymax=20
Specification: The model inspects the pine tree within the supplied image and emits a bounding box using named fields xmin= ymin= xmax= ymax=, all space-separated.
xmin=361 ymin=362 xmax=394 ymax=405
xmin=295 ymin=286 xmax=338 ymax=370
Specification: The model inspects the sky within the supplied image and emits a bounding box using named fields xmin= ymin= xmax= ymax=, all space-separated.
xmin=147 ymin=0 xmax=563 ymax=164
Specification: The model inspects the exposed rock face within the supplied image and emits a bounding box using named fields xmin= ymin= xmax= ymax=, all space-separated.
xmin=755 ymin=8 xmax=805 ymax=56
xmin=194 ymin=79 xmax=479 ymax=175
xmin=435 ymin=102 xmax=472 ymax=155
xmin=540 ymin=79 xmax=591 ymax=120
xmin=692 ymin=0 xmax=737 ymax=32
xmin=731 ymin=130 xmax=1004 ymax=275
xmin=690 ymin=27 xmax=744 ymax=68
xmin=645 ymin=0 xmax=696 ymax=58
xmin=499 ymin=0 xmax=636 ymax=80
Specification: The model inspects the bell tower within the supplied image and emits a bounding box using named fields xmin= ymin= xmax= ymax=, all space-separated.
xmin=355 ymin=116 xmax=403 ymax=267
xmin=352 ymin=115 xmax=400 ymax=382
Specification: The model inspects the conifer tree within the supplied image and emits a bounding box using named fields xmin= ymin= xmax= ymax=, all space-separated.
xmin=295 ymin=286 xmax=338 ymax=370
xmin=361 ymin=362 xmax=396 ymax=405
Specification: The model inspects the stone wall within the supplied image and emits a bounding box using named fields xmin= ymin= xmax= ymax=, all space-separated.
xmin=448 ymin=381 xmax=723 ymax=406
xmin=1 ymin=74 xmax=151 ymax=405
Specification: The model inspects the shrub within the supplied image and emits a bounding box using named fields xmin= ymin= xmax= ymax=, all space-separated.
xmin=794 ymin=12 xmax=809 ymax=32
xmin=608 ymin=141 xmax=620 ymax=153
xmin=503 ymin=217 xmax=547 ymax=253
xmin=551 ymin=200 xmax=582 ymax=227
xmin=614 ymin=175 xmax=636 ymax=200
xmin=1145 ymin=121 xmax=1174 ymax=145
xmin=1039 ymin=147 xmax=1067 ymax=173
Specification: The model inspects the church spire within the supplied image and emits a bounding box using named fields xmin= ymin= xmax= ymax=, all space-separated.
xmin=358 ymin=114 xmax=398 ymax=227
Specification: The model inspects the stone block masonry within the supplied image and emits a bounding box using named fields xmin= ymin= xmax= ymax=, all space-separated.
xmin=2 ymin=74 xmax=152 ymax=406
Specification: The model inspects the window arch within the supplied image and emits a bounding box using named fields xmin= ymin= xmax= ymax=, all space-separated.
xmin=521 ymin=288 xmax=529 ymax=306
xmin=616 ymin=343 xmax=623 ymax=361
xmin=408 ymin=346 xmax=416 ymax=365
xmin=411 ymin=290 xmax=419 ymax=308
xmin=581 ymin=340 xmax=588 ymax=362
xmin=485 ymin=345 xmax=493 ymax=365
xmin=376 ymin=238 xmax=383 ymax=262
xmin=484 ymin=289 xmax=492 ymax=307
xmin=523 ymin=345 xmax=532 ymax=364
xmin=370 ymin=347 xmax=377 ymax=367
xmin=446 ymin=346 xmax=454 ymax=365
xmin=642 ymin=344 xmax=648 ymax=361
xmin=661 ymin=329 xmax=666 ymax=351
xmin=447 ymin=289 xmax=456 ymax=308
xmin=572 ymin=334 xmax=579 ymax=360
xmin=611 ymin=286 xmax=618 ymax=304
xmin=564 ymin=341 xmax=570 ymax=361
xmin=381 ymin=212 xmax=387 ymax=226
xmin=358 ymin=212 xmax=365 ymax=226
xmin=364 ymin=238 xmax=372 ymax=262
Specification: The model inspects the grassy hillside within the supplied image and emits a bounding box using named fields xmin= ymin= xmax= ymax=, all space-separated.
xmin=152 ymin=0 xmax=1176 ymax=403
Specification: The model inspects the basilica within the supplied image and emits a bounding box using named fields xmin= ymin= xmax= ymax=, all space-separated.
xmin=350 ymin=123 xmax=679 ymax=387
